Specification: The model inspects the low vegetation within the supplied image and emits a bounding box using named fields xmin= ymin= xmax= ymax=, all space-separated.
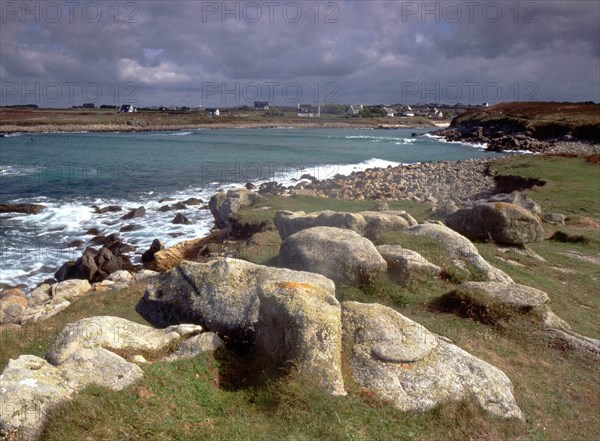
xmin=1 ymin=155 xmax=599 ymax=440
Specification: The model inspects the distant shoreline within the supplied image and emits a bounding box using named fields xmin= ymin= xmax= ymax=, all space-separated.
xmin=0 ymin=121 xmax=450 ymax=135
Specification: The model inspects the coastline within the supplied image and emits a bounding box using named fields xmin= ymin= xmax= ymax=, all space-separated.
xmin=0 ymin=120 xmax=448 ymax=135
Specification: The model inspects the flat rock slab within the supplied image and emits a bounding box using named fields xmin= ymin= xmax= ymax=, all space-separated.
xmin=275 ymin=209 xmax=416 ymax=242
xmin=342 ymin=301 xmax=524 ymax=421
xmin=46 ymin=316 xmax=203 ymax=365
xmin=458 ymin=281 xmax=550 ymax=309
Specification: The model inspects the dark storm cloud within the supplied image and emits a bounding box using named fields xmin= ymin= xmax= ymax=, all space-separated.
xmin=0 ymin=0 xmax=598 ymax=107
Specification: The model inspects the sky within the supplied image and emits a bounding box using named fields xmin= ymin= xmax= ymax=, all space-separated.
xmin=1 ymin=0 xmax=598 ymax=107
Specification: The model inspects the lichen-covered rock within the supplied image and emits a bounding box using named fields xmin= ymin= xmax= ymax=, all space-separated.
xmin=0 ymin=355 xmax=72 ymax=441
xmin=486 ymin=192 xmax=542 ymax=215
xmin=446 ymin=202 xmax=544 ymax=245
xmin=137 ymin=258 xmax=335 ymax=343
xmin=59 ymin=347 xmax=144 ymax=390
xmin=106 ymin=270 xmax=133 ymax=284
xmin=278 ymin=227 xmax=387 ymax=287
xmin=46 ymin=316 xmax=202 ymax=365
xmin=376 ymin=245 xmax=442 ymax=278
xmin=274 ymin=210 xmax=415 ymax=242
xmin=404 ymin=223 xmax=513 ymax=283
xmin=342 ymin=302 xmax=524 ymax=420
xmin=255 ymin=280 xmax=345 ymax=395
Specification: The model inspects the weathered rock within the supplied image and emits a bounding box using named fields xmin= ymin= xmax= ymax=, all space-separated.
xmin=55 ymin=243 xmax=131 ymax=283
xmin=162 ymin=333 xmax=224 ymax=362
xmin=121 ymin=206 xmax=146 ymax=220
xmin=20 ymin=301 xmax=71 ymax=324
xmin=172 ymin=213 xmax=191 ymax=224
xmin=59 ymin=347 xmax=144 ymax=390
xmin=46 ymin=316 xmax=203 ymax=365
xmin=274 ymin=210 xmax=415 ymax=242
xmin=145 ymin=230 xmax=226 ymax=272
xmin=543 ymin=213 xmax=567 ymax=225
xmin=255 ymin=280 xmax=345 ymax=395
xmin=446 ymin=202 xmax=544 ymax=245
xmin=137 ymin=258 xmax=335 ymax=344
xmin=209 ymin=188 xmax=264 ymax=229
xmin=0 ymin=355 xmax=72 ymax=440
xmin=0 ymin=291 xmax=28 ymax=325
xmin=342 ymin=301 xmax=524 ymax=420
xmin=405 ymin=223 xmax=514 ymax=283
xmin=106 ymin=270 xmax=133 ymax=284
xmin=278 ymin=227 xmax=387 ymax=287
xmin=0 ymin=203 xmax=45 ymax=215
xmin=53 ymin=279 xmax=92 ymax=302
xmin=486 ymin=192 xmax=542 ymax=215
xmin=376 ymin=245 xmax=441 ymax=278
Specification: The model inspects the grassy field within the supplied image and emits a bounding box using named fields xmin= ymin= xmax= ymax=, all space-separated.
xmin=1 ymin=155 xmax=599 ymax=440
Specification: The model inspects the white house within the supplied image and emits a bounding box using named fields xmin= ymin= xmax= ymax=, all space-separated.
xmin=347 ymin=104 xmax=363 ymax=115
xmin=119 ymin=104 xmax=136 ymax=113
xmin=206 ymin=108 xmax=220 ymax=116
xmin=383 ymin=107 xmax=396 ymax=117
xmin=297 ymin=104 xmax=320 ymax=117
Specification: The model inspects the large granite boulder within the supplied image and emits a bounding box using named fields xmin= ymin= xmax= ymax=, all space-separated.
xmin=137 ymin=258 xmax=335 ymax=344
xmin=376 ymin=245 xmax=442 ymax=278
xmin=209 ymin=188 xmax=264 ymax=229
xmin=404 ymin=223 xmax=513 ymax=283
xmin=446 ymin=202 xmax=544 ymax=245
xmin=255 ymin=280 xmax=345 ymax=395
xmin=278 ymin=226 xmax=387 ymax=287
xmin=274 ymin=210 xmax=416 ymax=242
xmin=342 ymin=301 xmax=524 ymax=420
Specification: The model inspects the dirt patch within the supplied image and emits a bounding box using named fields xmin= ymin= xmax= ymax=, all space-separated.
xmin=586 ymin=154 xmax=600 ymax=165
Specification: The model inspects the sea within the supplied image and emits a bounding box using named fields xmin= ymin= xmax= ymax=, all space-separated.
xmin=0 ymin=127 xmax=503 ymax=290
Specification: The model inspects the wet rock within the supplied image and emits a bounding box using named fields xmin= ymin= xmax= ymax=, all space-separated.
xmin=120 ymin=224 xmax=143 ymax=232
xmin=141 ymin=238 xmax=165 ymax=263
xmin=172 ymin=213 xmax=191 ymax=224
xmin=95 ymin=205 xmax=122 ymax=214
xmin=121 ymin=206 xmax=146 ymax=220
xmin=0 ymin=203 xmax=45 ymax=215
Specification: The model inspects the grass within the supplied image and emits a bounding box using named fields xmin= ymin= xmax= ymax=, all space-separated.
xmin=2 ymin=154 xmax=600 ymax=440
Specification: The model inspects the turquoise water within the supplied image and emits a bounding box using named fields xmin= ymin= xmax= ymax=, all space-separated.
xmin=0 ymin=127 xmax=502 ymax=288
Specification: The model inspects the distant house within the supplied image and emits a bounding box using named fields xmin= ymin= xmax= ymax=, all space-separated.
xmin=254 ymin=101 xmax=269 ymax=110
xmin=206 ymin=108 xmax=220 ymax=116
xmin=383 ymin=107 xmax=396 ymax=117
xmin=297 ymin=104 xmax=320 ymax=117
xmin=347 ymin=105 xmax=363 ymax=116
xmin=426 ymin=107 xmax=443 ymax=118
xmin=482 ymin=102 xmax=490 ymax=107
xmin=119 ymin=104 xmax=136 ymax=113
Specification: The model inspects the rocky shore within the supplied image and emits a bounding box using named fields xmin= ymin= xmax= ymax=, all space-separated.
xmin=433 ymin=102 xmax=600 ymax=154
